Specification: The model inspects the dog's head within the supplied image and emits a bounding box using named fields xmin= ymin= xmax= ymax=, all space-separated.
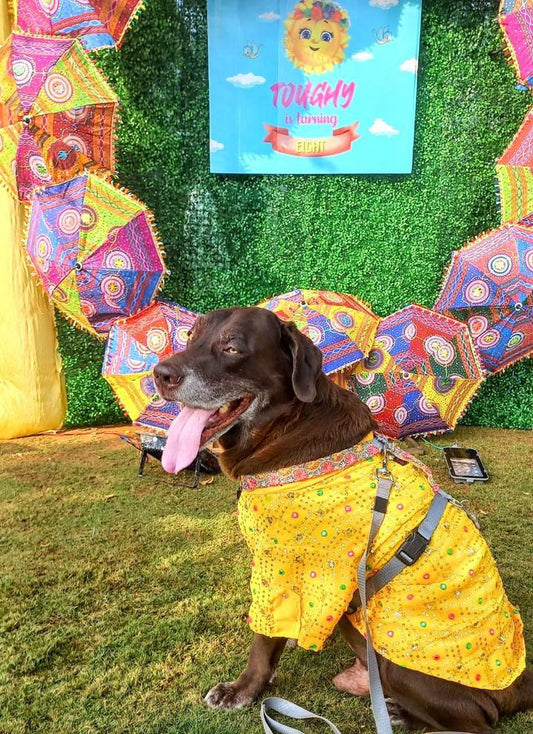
xmin=153 ymin=306 xmax=324 ymax=474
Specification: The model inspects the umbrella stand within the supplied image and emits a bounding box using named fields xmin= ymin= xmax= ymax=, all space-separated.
xmin=119 ymin=434 xmax=220 ymax=487
xmin=402 ymin=436 xmax=426 ymax=456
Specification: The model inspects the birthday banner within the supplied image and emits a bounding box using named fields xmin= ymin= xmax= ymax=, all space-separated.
xmin=207 ymin=0 xmax=422 ymax=175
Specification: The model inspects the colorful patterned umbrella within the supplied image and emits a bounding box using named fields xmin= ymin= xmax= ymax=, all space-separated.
xmin=499 ymin=0 xmax=533 ymax=89
xmin=16 ymin=0 xmax=145 ymax=51
xmin=258 ymin=289 xmax=379 ymax=374
xmin=0 ymin=33 xmax=117 ymax=201
xmin=25 ymin=172 xmax=165 ymax=336
xmin=102 ymin=300 xmax=199 ymax=433
xmin=496 ymin=106 xmax=533 ymax=224
xmin=349 ymin=304 xmax=484 ymax=439
xmin=435 ymin=224 xmax=533 ymax=373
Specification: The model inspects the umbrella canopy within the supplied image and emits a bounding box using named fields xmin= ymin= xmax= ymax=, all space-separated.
xmin=496 ymin=106 xmax=533 ymax=224
xmin=258 ymin=289 xmax=379 ymax=374
xmin=26 ymin=172 xmax=165 ymax=336
xmin=349 ymin=304 xmax=484 ymax=439
xmin=435 ymin=223 xmax=533 ymax=373
xmin=499 ymin=0 xmax=533 ymax=89
xmin=102 ymin=300 xmax=199 ymax=433
xmin=0 ymin=33 xmax=117 ymax=201
xmin=15 ymin=0 xmax=144 ymax=51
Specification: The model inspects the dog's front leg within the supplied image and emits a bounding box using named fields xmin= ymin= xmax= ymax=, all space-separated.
xmin=204 ymin=633 xmax=287 ymax=709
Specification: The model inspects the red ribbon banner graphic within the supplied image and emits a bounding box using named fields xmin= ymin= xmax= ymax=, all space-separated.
xmin=263 ymin=122 xmax=360 ymax=157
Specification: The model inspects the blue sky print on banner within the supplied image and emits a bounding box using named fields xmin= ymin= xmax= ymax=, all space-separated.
xmin=207 ymin=0 xmax=422 ymax=174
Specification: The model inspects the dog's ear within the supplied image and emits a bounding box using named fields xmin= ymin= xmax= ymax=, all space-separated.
xmin=280 ymin=321 xmax=323 ymax=403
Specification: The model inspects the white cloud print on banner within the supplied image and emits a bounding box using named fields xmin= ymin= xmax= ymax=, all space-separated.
xmin=352 ymin=51 xmax=374 ymax=62
xmin=400 ymin=58 xmax=419 ymax=73
xmin=369 ymin=118 xmax=399 ymax=136
xmin=210 ymin=139 xmax=224 ymax=153
xmin=370 ymin=0 xmax=399 ymax=8
xmin=259 ymin=11 xmax=280 ymax=21
xmin=227 ymin=72 xmax=266 ymax=88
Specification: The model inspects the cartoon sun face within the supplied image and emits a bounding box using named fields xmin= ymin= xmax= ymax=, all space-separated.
xmin=284 ymin=0 xmax=350 ymax=75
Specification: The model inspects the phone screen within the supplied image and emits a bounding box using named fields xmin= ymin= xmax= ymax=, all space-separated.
xmin=443 ymin=448 xmax=488 ymax=482
xmin=449 ymin=457 xmax=484 ymax=478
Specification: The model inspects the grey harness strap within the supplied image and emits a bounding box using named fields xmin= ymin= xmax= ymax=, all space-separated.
xmin=348 ymin=488 xmax=451 ymax=612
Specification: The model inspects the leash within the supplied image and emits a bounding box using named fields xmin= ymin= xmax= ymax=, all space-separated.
xmin=259 ymin=436 xmax=468 ymax=734
xmin=261 ymin=697 xmax=341 ymax=733
xmin=260 ymin=699 xmax=472 ymax=734
xmin=354 ymin=442 xmax=395 ymax=734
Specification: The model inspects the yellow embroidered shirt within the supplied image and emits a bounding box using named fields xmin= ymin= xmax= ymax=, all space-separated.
xmin=237 ymin=435 xmax=526 ymax=691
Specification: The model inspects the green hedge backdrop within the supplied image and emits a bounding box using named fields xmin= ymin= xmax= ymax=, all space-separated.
xmin=57 ymin=0 xmax=533 ymax=430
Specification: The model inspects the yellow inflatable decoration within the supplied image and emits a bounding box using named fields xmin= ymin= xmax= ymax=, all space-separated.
xmin=0 ymin=0 xmax=66 ymax=439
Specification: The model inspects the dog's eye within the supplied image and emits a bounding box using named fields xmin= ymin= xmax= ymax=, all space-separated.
xmin=224 ymin=346 xmax=240 ymax=355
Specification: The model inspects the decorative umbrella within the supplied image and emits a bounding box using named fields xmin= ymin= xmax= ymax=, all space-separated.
xmin=15 ymin=0 xmax=145 ymax=52
xmin=435 ymin=223 xmax=533 ymax=373
xmin=0 ymin=33 xmax=117 ymax=200
xmin=25 ymin=172 xmax=165 ymax=336
xmin=258 ymin=289 xmax=379 ymax=374
xmin=102 ymin=300 xmax=199 ymax=433
xmin=499 ymin=0 xmax=533 ymax=89
xmin=496 ymin=106 xmax=533 ymax=224
xmin=349 ymin=304 xmax=484 ymax=439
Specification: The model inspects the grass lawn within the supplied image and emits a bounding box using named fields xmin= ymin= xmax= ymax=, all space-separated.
xmin=1 ymin=426 xmax=532 ymax=734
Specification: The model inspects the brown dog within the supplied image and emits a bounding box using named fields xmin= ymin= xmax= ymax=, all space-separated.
xmin=153 ymin=306 xmax=533 ymax=733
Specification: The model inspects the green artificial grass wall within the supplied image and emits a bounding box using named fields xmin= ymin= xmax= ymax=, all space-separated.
xmin=57 ymin=0 xmax=533 ymax=429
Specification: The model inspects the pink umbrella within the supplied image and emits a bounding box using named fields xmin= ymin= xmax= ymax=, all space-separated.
xmin=496 ymin=106 xmax=533 ymax=224
xmin=0 ymin=33 xmax=117 ymax=201
xmin=499 ymin=0 xmax=533 ymax=89
xmin=435 ymin=224 xmax=533 ymax=373
xmin=349 ymin=304 xmax=484 ymax=439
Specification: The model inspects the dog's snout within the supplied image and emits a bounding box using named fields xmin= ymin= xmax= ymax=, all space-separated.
xmin=154 ymin=361 xmax=183 ymax=388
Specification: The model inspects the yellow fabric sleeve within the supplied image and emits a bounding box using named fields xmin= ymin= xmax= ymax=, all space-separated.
xmin=0 ymin=0 xmax=67 ymax=439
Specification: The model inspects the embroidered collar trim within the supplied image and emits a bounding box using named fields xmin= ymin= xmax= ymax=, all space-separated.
xmin=240 ymin=432 xmax=379 ymax=491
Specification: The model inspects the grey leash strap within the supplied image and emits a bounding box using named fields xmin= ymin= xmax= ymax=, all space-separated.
xmin=260 ymin=698 xmax=473 ymax=734
xmin=356 ymin=461 xmax=395 ymax=734
xmin=259 ymin=448 xmax=395 ymax=734
xmin=260 ymin=697 xmax=342 ymax=734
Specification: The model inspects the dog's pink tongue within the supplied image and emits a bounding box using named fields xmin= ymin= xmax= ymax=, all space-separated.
xmin=162 ymin=406 xmax=216 ymax=474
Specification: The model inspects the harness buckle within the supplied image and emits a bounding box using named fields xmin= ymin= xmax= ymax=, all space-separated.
xmin=396 ymin=530 xmax=429 ymax=566
xmin=375 ymin=445 xmax=394 ymax=482
xmin=376 ymin=465 xmax=393 ymax=481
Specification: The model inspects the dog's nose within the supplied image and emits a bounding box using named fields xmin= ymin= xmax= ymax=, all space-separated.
xmin=153 ymin=361 xmax=183 ymax=389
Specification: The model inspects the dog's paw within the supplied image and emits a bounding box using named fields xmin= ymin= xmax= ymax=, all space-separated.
xmin=332 ymin=659 xmax=370 ymax=696
xmin=204 ymin=682 xmax=255 ymax=709
xmin=385 ymin=697 xmax=408 ymax=727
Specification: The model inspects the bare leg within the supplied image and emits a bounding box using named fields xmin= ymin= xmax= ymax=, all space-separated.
xmin=205 ymin=633 xmax=287 ymax=709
